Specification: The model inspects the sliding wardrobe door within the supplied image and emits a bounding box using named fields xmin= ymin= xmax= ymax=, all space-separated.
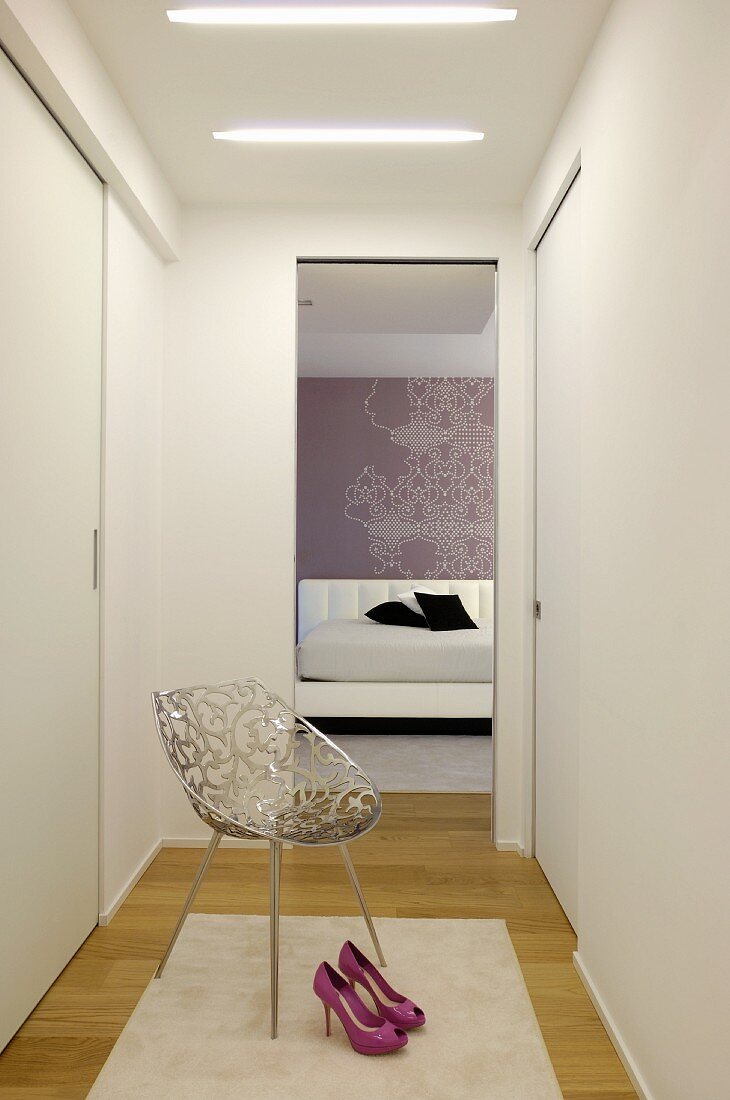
xmin=535 ymin=173 xmax=581 ymax=930
xmin=0 ymin=51 xmax=102 ymax=1050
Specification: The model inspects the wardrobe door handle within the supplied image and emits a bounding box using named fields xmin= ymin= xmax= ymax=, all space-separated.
xmin=93 ymin=528 xmax=98 ymax=590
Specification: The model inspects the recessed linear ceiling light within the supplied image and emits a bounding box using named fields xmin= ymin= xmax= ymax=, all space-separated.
xmin=213 ymin=128 xmax=484 ymax=143
xmin=167 ymin=7 xmax=517 ymax=26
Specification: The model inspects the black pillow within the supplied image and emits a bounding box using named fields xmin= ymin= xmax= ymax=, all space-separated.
xmin=414 ymin=591 xmax=478 ymax=631
xmin=365 ymin=600 xmax=427 ymax=628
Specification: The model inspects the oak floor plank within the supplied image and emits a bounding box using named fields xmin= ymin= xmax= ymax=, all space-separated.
xmin=0 ymin=793 xmax=634 ymax=1098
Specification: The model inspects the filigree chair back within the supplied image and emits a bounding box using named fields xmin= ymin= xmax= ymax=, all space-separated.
xmin=152 ymin=677 xmax=380 ymax=845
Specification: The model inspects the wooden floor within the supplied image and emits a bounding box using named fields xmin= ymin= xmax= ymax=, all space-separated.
xmin=0 ymin=794 xmax=635 ymax=1099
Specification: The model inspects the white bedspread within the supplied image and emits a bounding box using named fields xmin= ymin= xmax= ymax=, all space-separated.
xmin=296 ymin=618 xmax=493 ymax=684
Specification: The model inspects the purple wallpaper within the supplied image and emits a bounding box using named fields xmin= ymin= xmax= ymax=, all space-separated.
xmin=297 ymin=377 xmax=494 ymax=581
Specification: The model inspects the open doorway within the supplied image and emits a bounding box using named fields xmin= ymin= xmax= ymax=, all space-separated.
xmin=295 ymin=259 xmax=496 ymax=795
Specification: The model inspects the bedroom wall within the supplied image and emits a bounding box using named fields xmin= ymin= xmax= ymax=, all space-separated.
xmin=298 ymin=312 xmax=497 ymax=378
xmin=297 ymin=376 xmax=494 ymax=582
xmin=100 ymin=192 xmax=164 ymax=919
xmin=162 ymin=202 xmax=528 ymax=848
xmin=523 ymin=1 xmax=730 ymax=1096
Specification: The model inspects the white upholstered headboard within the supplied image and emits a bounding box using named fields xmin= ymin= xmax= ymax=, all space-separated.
xmin=297 ymin=578 xmax=494 ymax=643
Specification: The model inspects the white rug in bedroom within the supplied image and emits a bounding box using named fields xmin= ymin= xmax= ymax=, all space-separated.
xmin=334 ymin=734 xmax=492 ymax=793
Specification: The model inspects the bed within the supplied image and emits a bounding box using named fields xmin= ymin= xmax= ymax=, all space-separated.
xmin=295 ymin=579 xmax=493 ymax=719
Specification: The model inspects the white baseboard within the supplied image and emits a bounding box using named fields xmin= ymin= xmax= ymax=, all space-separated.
xmin=98 ymin=835 xmax=272 ymax=923
xmin=573 ymin=951 xmax=654 ymax=1100
xmin=495 ymin=840 xmax=525 ymax=855
xmin=99 ymin=838 xmax=162 ymax=926
xmin=162 ymin=836 xmax=269 ymax=848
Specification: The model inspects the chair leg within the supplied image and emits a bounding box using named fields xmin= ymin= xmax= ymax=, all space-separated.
xmin=269 ymin=840 xmax=283 ymax=1039
xmin=155 ymin=829 xmax=222 ymax=978
xmin=339 ymin=844 xmax=386 ymax=967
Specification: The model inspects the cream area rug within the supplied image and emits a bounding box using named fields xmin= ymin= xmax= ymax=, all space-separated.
xmin=88 ymin=915 xmax=562 ymax=1100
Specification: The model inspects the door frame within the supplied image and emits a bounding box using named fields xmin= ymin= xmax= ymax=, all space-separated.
xmin=294 ymin=256 xmax=500 ymax=839
xmin=525 ymin=151 xmax=582 ymax=858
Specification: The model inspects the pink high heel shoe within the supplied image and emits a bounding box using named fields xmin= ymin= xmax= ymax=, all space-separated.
xmin=338 ymin=941 xmax=426 ymax=1030
xmin=313 ymin=962 xmax=408 ymax=1055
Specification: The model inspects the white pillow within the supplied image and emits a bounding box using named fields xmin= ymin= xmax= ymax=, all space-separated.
xmin=397 ymin=586 xmax=439 ymax=617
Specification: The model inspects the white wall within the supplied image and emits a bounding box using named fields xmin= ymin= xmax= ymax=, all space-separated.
xmin=0 ymin=0 xmax=176 ymax=915
xmin=100 ymin=192 xmax=164 ymax=918
xmin=0 ymin=0 xmax=179 ymax=259
xmin=162 ymin=203 xmax=529 ymax=846
xmin=524 ymin=2 xmax=730 ymax=1097
xmin=298 ymin=314 xmax=497 ymax=378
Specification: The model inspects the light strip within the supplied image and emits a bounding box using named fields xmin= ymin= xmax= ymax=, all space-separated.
xmin=213 ymin=128 xmax=484 ymax=143
xmin=168 ymin=7 xmax=517 ymax=26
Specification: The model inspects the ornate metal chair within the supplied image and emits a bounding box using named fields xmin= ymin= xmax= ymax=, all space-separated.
xmin=151 ymin=677 xmax=385 ymax=1038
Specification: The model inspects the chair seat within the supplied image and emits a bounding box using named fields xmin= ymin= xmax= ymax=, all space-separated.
xmin=195 ymin=790 xmax=380 ymax=846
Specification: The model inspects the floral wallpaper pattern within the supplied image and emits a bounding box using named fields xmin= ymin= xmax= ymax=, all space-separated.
xmin=343 ymin=377 xmax=494 ymax=578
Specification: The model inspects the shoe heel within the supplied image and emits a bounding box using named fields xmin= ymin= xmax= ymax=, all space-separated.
xmin=337 ymin=941 xmax=426 ymax=1031
xmin=313 ymin=961 xmax=407 ymax=1055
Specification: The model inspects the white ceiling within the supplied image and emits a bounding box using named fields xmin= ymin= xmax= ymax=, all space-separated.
xmin=297 ymin=261 xmax=496 ymax=376
xmin=68 ymin=0 xmax=610 ymax=205
xmin=298 ymin=262 xmax=495 ymax=333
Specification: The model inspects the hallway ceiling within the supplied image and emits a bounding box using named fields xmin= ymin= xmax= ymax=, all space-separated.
xmin=68 ymin=0 xmax=610 ymax=205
